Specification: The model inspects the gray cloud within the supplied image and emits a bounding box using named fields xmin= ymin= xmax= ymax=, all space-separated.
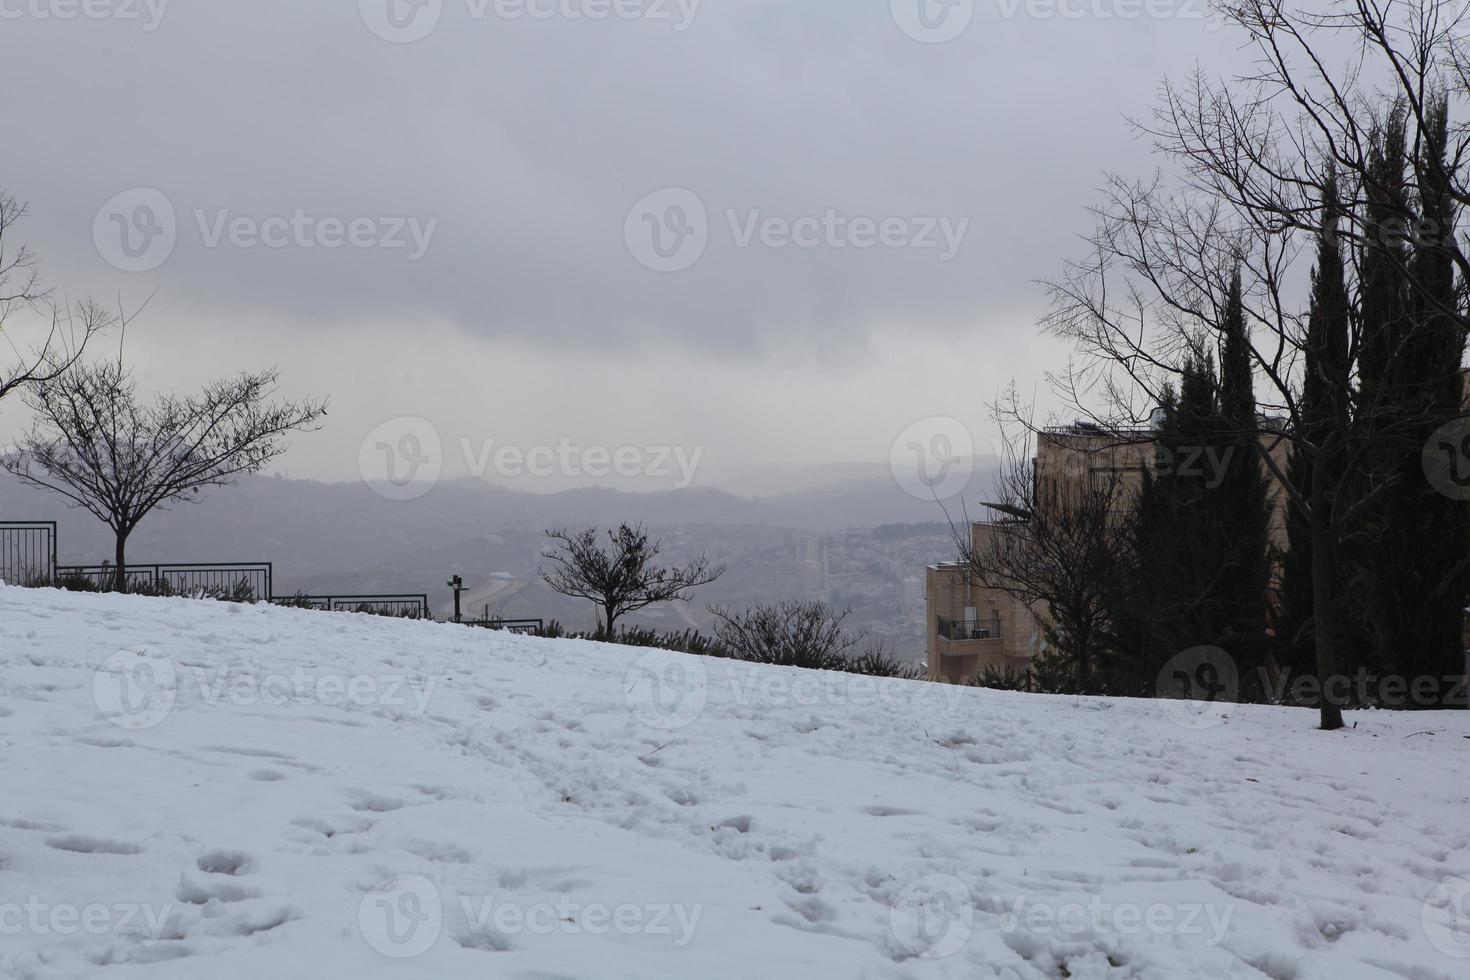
xmin=0 ymin=0 xmax=1244 ymax=483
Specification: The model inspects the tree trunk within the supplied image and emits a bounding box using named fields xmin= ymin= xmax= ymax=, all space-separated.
xmin=1309 ymin=471 xmax=1344 ymax=731
xmin=113 ymin=529 xmax=130 ymax=594
xmin=1074 ymin=623 xmax=1090 ymax=693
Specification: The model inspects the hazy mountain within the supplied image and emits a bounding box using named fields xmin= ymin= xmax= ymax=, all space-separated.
xmin=0 ymin=466 xmax=992 ymax=614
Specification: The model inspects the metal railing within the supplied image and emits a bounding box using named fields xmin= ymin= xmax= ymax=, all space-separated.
xmin=5 ymin=518 xmax=543 ymax=630
xmin=937 ymin=614 xmax=1003 ymax=642
xmin=55 ymin=563 xmax=273 ymax=599
xmin=464 ymin=617 xmax=544 ymax=635
xmin=270 ymin=594 xmax=430 ymax=619
xmin=0 ymin=521 xmax=58 ymax=586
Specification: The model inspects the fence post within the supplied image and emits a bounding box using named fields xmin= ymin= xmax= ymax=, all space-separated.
xmin=447 ymin=575 xmax=464 ymax=623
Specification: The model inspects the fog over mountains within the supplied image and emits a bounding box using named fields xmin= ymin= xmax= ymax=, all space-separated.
xmin=0 ymin=463 xmax=998 ymax=657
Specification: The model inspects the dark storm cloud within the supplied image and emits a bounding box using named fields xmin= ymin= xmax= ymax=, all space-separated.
xmin=0 ymin=0 xmax=1240 ymax=356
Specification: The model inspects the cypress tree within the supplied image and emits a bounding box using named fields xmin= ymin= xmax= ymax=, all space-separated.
xmin=1215 ymin=268 xmax=1273 ymax=691
xmin=1347 ymin=106 xmax=1413 ymax=683
xmin=1278 ymin=177 xmax=1351 ymax=682
xmin=1367 ymin=96 xmax=1469 ymax=705
xmin=1131 ymin=353 xmax=1229 ymax=665
xmin=1357 ymin=105 xmax=1410 ymax=407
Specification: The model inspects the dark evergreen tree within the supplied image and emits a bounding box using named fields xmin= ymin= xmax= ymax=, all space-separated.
xmin=1360 ymin=96 xmax=1470 ymax=705
xmin=1277 ymin=178 xmax=1351 ymax=683
xmin=1215 ymin=269 xmax=1273 ymax=692
xmin=1128 ymin=354 xmax=1230 ymax=668
xmin=1356 ymin=105 xmax=1410 ymax=407
xmin=1342 ymin=107 xmax=1413 ymax=683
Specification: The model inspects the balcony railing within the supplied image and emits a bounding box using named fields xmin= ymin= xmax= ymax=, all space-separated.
xmin=937 ymin=614 xmax=1002 ymax=642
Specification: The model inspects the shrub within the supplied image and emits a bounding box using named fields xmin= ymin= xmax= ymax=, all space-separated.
xmin=192 ymin=578 xmax=257 ymax=604
xmin=52 ymin=571 xmax=102 ymax=593
xmin=971 ymin=665 xmax=1032 ymax=691
xmin=971 ymin=654 xmax=1072 ymax=694
xmin=709 ymin=600 xmax=860 ymax=670
xmin=709 ymin=601 xmax=926 ymax=679
xmin=845 ymin=646 xmax=926 ymax=680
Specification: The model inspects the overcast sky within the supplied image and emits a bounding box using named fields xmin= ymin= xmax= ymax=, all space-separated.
xmin=0 ymin=0 xmax=1245 ymax=494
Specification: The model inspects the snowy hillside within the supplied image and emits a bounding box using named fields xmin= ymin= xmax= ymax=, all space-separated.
xmin=2 ymin=586 xmax=1469 ymax=979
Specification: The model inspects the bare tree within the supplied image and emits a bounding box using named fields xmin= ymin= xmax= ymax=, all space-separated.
xmin=0 ymin=192 xmax=104 ymax=405
xmin=541 ymin=523 xmax=724 ymax=635
xmin=960 ymin=436 xmax=1136 ymax=693
xmin=2 ymin=357 xmax=327 ymax=591
xmin=1039 ymin=0 xmax=1470 ymax=729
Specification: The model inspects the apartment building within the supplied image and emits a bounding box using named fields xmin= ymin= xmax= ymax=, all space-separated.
xmin=925 ymin=424 xmax=1289 ymax=684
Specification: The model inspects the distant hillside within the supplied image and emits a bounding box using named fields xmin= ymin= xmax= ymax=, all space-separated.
xmin=0 ymin=467 xmax=991 ymax=644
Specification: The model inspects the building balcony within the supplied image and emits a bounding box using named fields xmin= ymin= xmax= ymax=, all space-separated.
xmin=936 ymin=614 xmax=1002 ymax=642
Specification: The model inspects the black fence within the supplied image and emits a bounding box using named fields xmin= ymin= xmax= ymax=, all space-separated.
xmin=55 ymin=563 xmax=273 ymax=599
xmin=465 ymin=617 xmax=544 ymax=635
xmin=0 ymin=521 xmax=58 ymax=586
xmin=270 ymin=594 xmax=430 ymax=619
xmin=3 ymin=519 xmax=545 ymax=630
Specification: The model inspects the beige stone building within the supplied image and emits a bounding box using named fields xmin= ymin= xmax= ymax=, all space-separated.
xmin=926 ymin=424 xmax=1289 ymax=684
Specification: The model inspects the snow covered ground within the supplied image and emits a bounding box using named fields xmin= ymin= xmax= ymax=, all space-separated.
xmin=2 ymin=585 xmax=1469 ymax=979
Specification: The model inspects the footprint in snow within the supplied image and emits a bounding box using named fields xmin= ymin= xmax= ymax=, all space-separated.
xmin=0 ymin=817 xmax=66 ymax=832
xmin=46 ymin=834 xmax=143 ymax=855
xmin=197 ymin=849 xmax=256 ymax=875
xmin=346 ymin=791 xmax=405 ymax=813
xmin=177 ymin=873 xmax=260 ymax=905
